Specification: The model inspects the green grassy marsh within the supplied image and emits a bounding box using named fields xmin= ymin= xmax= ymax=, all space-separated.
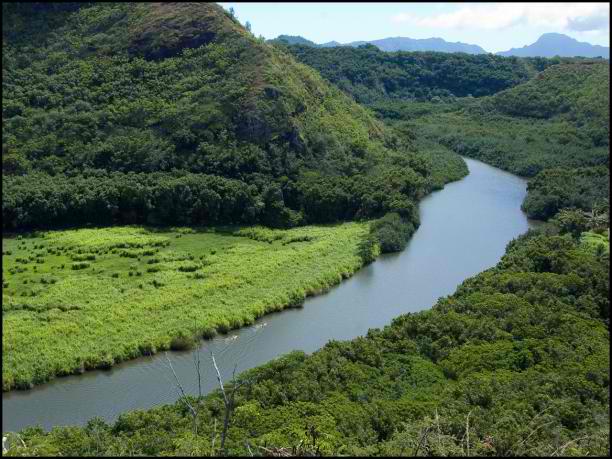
xmin=2 ymin=223 xmax=369 ymax=391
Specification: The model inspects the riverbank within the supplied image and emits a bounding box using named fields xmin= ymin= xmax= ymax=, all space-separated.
xmin=5 ymin=159 xmax=607 ymax=456
xmin=2 ymin=223 xmax=371 ymax=391
xmin=3 ymin=158 xmax=534 ymax=432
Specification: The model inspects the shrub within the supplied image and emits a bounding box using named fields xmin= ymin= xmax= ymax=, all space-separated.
xmin=178 ymin=264 xmax=199 ymax=272
xmin=357 ymin=234 xmax=380 ymax=264
xmin=370 ymin=212 xmax=415 ymax=253
xmin=151 ymin=279 xmax=164 ymax=288
xmin=71 ymin=262 xmax=91 ymax=270
xmin=71 ymin=253 xmax=96 ymax=261
xmin=169 ymin=333 xmax=195 ymax=351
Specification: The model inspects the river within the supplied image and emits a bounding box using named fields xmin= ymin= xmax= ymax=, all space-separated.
xmin=2 ymin=157 xmax=537 ymax=432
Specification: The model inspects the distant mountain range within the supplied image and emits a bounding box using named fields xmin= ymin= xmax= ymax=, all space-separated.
xmin=496 ymin=33 xmax=609 ymax=58
xmin=272 ymin=34 xmax=485 ymax=54
xmin=271 ymin=33 xmax=609 ymax=58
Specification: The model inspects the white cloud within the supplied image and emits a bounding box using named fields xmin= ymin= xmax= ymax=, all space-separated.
xmin=392 ymin=3 xmax=610 ymax=32
xmin=567 ymin=14 xmax=609 ymax=32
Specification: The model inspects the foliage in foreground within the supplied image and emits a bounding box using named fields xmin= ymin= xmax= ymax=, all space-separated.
xmin=2 ymin=223 xmax=371 ymax=390
xmin=4 ymin=224 xmax=609 ymax=456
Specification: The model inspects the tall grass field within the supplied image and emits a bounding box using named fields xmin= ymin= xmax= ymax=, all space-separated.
xmin=2 ymin=223 xmax=369 ymax=391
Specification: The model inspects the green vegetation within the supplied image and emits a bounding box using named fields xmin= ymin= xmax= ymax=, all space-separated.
xmin=281 ymin=44 xmax=609 ymax=223
xmin=2 ymin=223 xmax=371 ymax=391
xmin=408 ymin=104 xmax=609 ymax=220
xmin=1 ymin=2 xmax=464 ymax=231
xmin=389 ymin=68 xmax=608 ymax=222
xmin=581 ymin=231 xmax=610 ymax=255
xmin=355 ymin=212 xmax=416 ymax=263
xmin=6 ymin=221 xmax=608 ymax=456
xmin=406 ymin=62 xmax=609 ymax=221
xmin=369 ymin=212 xmax=415 ymax=253
xmin=2 ymin=4 xmax=609 ymax=457
xmin=276 ymin=43 xmax=563 ymax=103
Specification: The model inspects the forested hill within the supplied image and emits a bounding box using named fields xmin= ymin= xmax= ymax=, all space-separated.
xmin=435 ymin=61 xmax=610 ymax=219
xmin=487 ymin=61 xmax=609 ymax=141
xmin=2 ymin=2 xmax=435 ymax=230
xmin=274 ymin=43 xmax=569 ymax=103
xmin=279 ymin=42 xmax=609 ymax=223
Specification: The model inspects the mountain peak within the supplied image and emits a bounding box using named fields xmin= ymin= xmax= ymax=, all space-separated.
xmin=497 ymin=33 xmax=609 ymax=58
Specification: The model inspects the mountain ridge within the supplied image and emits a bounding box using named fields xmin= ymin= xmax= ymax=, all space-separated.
xmin=496 ymin=32 xmax=609 ymax=58
xmin=271 ymin=34 xmax=486 ymax=54
xmin=272 ymin=33 xmax=610 ymax=58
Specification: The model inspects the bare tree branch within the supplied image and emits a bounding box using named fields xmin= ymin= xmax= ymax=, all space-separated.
xmin=211 ymin=351 xmax=229 ymax=406
xmin=165 ymin=352 xmax=198 ymax=434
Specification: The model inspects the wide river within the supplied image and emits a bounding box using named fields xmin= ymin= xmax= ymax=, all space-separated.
xmin=3 ymin=158 xmax=537 ymax=432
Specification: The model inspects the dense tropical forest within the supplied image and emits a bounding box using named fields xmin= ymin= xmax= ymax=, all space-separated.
xmin=5 ymin=216 xmax=609 ymax=456
xmin=275 ymin=43 xmax=559 ymax=103
xmin=2 ymin=2 xmax=466 ymax=232
xmin=2 ymin=2 xmax=610 ymax=457
xmin=277 ymin=43 xmax=610 ymax=222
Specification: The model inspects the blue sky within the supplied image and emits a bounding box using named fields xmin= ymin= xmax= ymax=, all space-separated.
xmin=218 ymin=3 xmax=610 ymax=53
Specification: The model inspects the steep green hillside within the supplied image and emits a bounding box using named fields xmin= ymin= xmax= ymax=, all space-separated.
xmin=486 ymin=61 xmax=609 ymax=143
xmin=415 ymin=62 xmax=610 ymax=219
xmin=279 ymin=43 xmax=609 ymax=222
xmin=7 ymin=223 xmax=609 ymax=456
xmin=275 ymin=43 xmax=569 ymax=104
xmin=2 ymin=2 xmax=444 ymax=230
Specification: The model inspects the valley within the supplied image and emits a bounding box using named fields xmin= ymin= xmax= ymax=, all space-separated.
xmin=1 ymin=2 xmax=609 ymax=457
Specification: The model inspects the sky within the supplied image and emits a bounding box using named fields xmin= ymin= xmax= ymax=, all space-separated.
xmin=218 ymin=2 xmax=610 ymax=53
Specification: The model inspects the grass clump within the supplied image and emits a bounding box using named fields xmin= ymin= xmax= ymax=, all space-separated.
xmin=71 ymin=262 xmax=90 ymax=270
xmin=177 ymin=264 xmax=199 ymax=273
xmin=169 ymin=332 xmax=195 ymax=351
xmin=233 ymin=226 xmax=287 ymax=243
xmin=70 ymin=253 xmax=96 ymax=262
